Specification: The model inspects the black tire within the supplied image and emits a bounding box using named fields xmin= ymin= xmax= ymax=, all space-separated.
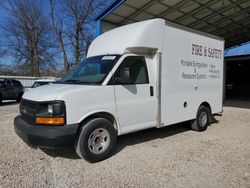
xmin=75 ymin=118 xmax=117 ymax=162
xmin=0 ymin=94 xmax=2 ymax=105
xmin=191 ymin=105 xmax=210 ymax=132
xmin=16 ymin=93 xmax=23 ymax=102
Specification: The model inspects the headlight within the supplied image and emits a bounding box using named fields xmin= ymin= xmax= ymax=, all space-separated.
xmin=48 ymin=105 xmax=53 ymax=115
xmin=35 ymin=101 xmax=66 ymax=125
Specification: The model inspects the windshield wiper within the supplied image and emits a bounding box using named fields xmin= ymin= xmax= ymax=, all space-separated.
xmin=62 ymin=79 xmax=82 ymax=84
xmin=57 ymin=79 xmax=99 ymax=85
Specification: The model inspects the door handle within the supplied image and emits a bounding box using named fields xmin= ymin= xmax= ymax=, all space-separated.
xmin=150 ymin=86 xmax=154 ymax=96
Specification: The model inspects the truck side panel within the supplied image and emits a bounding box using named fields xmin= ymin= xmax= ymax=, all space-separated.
xmin=160 ymin=25 xmax=224 ymax=126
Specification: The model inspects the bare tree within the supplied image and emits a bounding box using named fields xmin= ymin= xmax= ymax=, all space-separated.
xmin=0 ymin=39 xmax=7 ymax=58
xmin=50 ymin=0 xmax=69 ymax=72
xmin=51 ymin=0 xmax=107 ymax=68
xmin=0 ymin=47 xmax=7 ymax=61
xmin=5 ymin=0 xmax=57 ymax=76
xmin=0 ymin=40 xmax=9 ymax=75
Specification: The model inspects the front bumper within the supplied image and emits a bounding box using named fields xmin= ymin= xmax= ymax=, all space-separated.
xmin=14 ymin=115 xmax=79 ymax=148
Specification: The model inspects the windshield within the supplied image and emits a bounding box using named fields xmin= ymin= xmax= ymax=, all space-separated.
xmin=59 ymin=55 xmax=121 ymax=85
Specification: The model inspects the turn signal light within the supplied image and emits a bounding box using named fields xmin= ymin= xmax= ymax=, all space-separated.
xmin=35 ymin=117 xmax=65 ymax=125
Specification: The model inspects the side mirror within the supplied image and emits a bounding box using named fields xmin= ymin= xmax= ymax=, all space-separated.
xmin=115 ymin=67 xmax=131 ymax=84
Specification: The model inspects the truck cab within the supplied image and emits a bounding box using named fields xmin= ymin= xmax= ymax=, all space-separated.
xmin=14 ymin=53 xmax=158 ymax=162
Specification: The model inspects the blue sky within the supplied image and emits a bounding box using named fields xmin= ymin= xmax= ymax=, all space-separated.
xmin=0 ymin=0 xmax=249 ymax=66
xmin=225 ymin=42 xmax=250 ymax=57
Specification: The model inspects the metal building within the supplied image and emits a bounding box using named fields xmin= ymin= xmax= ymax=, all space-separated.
xmin=95 ymin=0 xmax=250 ymax=48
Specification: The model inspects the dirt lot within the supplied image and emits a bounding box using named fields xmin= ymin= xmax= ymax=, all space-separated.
xmin=0 ymin=100 xmax=249 ymax=188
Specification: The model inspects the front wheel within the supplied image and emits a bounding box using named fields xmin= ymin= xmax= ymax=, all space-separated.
xmin=75 ymin=118 xmax=117 ymax=162
xmin=191 ymin=106 xmax=210 ymax=132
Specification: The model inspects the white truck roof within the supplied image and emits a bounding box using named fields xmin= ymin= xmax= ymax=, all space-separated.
xmin=87 ymin=19 xmax=165 ymax=57
xmin=87 ymin=18 xmax=223 ymax=58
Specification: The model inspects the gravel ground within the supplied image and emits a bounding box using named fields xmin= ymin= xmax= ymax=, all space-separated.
xmin=0 ymin=100 xmax=249 ymax=188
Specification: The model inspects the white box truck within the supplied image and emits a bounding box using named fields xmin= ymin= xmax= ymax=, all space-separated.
xmin=14 ymin=19 xmax=224 ymax=162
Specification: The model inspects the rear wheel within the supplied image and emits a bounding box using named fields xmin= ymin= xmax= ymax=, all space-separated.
xmin=75 ymin=118 xmax=117 ymax=162
xmin=191 ymin=105 xmax=210 ymax=132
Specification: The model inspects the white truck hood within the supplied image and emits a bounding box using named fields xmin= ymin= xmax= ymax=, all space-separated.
xmin=22 ymin=83 xmax=116 ymax=125
xmin=23 ymin=84 xmax=97 ymax=101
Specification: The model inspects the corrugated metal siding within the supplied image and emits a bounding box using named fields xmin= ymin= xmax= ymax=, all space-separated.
xmin=96 ymin=0 xmax=250 ymax=48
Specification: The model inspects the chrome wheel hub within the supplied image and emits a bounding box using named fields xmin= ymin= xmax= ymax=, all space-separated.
xmin=199 ymin=112 xmax=207 ymax=127
xmin=88 ymin=128 xmax=110 ymax=154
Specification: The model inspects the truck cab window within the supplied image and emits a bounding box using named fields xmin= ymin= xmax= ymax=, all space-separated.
xmin=13 ymin=80 xmax=19 ymax=87
xmin=112 ymin=56 xmax=149 ymax=85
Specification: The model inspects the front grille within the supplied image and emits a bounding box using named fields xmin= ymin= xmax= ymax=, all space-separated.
xmin=20 ymin=99 xmax=37 ymax=125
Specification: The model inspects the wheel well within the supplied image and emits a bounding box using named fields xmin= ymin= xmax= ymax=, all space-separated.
xmin=200 ymin=102 xmax=212 ymax=116
xmin=200 ymin=102 xmax=211 ymax=110
xmin=18 ymin=92 xmax=24 ymax=98
xmin=78 ymin=112 xmax=118 ymax=132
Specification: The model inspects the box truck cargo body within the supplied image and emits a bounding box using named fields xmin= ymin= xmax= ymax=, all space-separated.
xmin=14 ymin=19 xmax=224 ymax=162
